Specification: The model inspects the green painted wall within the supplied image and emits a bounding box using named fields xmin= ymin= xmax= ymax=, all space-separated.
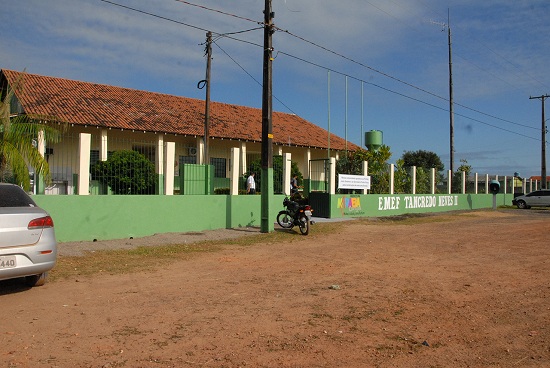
xmin=34 ymin=194 xmax=285 ymax=243
xmin=328 ymin=193 xmax=513 ymax=218
xmin=34 ymin=193 xmax=512 ymax=243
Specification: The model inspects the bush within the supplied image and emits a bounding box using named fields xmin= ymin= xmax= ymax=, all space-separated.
xmin=92 ymin=150 xmax=156 ymax=194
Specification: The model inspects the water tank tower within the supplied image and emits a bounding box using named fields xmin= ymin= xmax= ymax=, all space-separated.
xmin=365 ymin=130 xmax=383 ymax=151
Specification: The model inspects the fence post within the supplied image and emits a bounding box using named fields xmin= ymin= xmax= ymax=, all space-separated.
xmin=329 ymin=157 xmax=336 ymax=195
xmin=362 ymin=161 xmax=368 ymax=194
xmin=411 ymin=165 xmax=416 ymax=195
xmin=240 ymin=142 xmax=247 ymax=178
xmin=461 ymin=171 xmax=466 ymax=194
xmin=485 ymin=174 xmax=489 ymax=194
xmin=156 ymin=135 xmax=164 ymax=195
xmin=100 ymin=129 xmax=108 ymax=161
xmin=431 ymin=168 xmax=436 ymax=194
xmin=475 ymin=173 xmax=478 ymax=194
xmin=447 ymin=170 xmax=452 ymax=194
xmin=390 ymin=164 xmax=395 ymax=194
xmin=77 ymin=133 xmax=91 ymax=195
xmin=164 ymin=141 xmax=175 ymax=195
xmin=283 ymin=152 xmax=291 ymax=195
xmin=230 ymin=147 xmax=240 ymax=195
xmin=36 ymin=129 xmax=45 ymax=194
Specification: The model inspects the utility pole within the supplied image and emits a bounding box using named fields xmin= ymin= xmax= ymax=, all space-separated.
xmin=447 ymin=9 xmax=455 ymax=174
xmin=529 ymin=94 xmax=549 ymax=189
xmin=431 ymin=10 xmax=454 ymax=173
xmin=261 ymin=0 xmax=274 ymax=232
xmin=200 ymin=31 xmax=212 ymax=166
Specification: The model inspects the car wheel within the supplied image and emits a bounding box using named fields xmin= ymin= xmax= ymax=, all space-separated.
xmin=25 ymin=272 xmax=48 ymax=287
xmin=516 ymin=200 xmax=529 ymax=209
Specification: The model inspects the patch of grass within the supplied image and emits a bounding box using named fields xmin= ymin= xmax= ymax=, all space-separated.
xmin=50 ymin=221 xmax=345 ymax=282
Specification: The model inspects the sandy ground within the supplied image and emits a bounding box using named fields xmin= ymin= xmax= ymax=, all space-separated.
xmin=1 ymin=209 xmax=549 ymax=368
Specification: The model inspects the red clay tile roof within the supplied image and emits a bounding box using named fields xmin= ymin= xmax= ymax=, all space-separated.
xmin=2 ymin=69 xmax=358 ymax=151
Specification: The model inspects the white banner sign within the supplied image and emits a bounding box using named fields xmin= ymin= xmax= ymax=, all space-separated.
xmin=338 ymin=174 xmax=371 ymax=190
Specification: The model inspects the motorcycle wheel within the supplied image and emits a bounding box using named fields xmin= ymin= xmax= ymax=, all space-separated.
xmin=277 ymin=211 xmax=294 ymax=229
xmin=298 ymin=215 xmax=310 ymax=235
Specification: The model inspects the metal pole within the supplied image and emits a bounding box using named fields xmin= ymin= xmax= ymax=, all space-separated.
xmin=327 ymin=70 xmax=331 ymax=159
xmin=260 ymin=0 xmax=274 ymax=232
xmin=530 ymin=94 xmax=549 ymax=189
xmin=448 ymin=10 xmax=454 ymax=174
xmin=361 ymin=81 xmax=364 ymax=148
xmin=345 ymin=75 xmax=348 ymax=153
xmin=203 ymin=31 xmax=212 ymax=166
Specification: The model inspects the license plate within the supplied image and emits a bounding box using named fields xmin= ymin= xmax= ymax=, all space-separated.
xmin=305 ymin=210 xmax=312 ymax=217
xmin=0 ymin=256 xmax=17 ymax=269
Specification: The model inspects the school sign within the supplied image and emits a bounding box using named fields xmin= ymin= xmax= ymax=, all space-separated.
xmin=330 ymin=193 xmax=510 ymax=218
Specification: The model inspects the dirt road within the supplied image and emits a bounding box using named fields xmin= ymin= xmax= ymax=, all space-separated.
xmin=1 ymin=210 xmax=549 ymax=367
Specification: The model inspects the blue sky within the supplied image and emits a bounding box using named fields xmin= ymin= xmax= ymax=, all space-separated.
xmin=1 ymin=0 xmax=549 ymax=178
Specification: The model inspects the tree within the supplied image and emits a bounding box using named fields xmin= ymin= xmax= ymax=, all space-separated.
xmin=452 ymin=159 xmax=473 ymax=193
xmin=0 ymin=73 xmax=61 ymax=191
xmin=402 ymin=150 xmax=444 ymax=172
xmin=336 ymin=145 xmax=392 ymax=194
xmin=92 ymin=150 xmax=156 ymax=194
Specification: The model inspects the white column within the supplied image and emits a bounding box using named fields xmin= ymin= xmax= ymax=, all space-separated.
xmin=411 ymin=165 xmax=417 ymax=195
xmin=430 ymin=168 xmax=436 ymax=194
xmin=303 ymin=148 xmax=311 ymax=179
xmin=77 ymin=133 xmax=91 ymax=195
xmin=100 ymin=129 xmax=108 ymax=161
xmin=230 ymin=147 xmax=240 ymax=195
xmin=197 ymin=137 xmax=205 ymax=165
xmin=475 ymin=173 xmax=479 ymax=194
xmin=164 ymin=142 xmax=175 ymax=195
xmin=461 ymin=171 xmax=466 ymax=194
xmin=156 ymin=135 xmax=164 ymax=176
xmin=485 ymin=174 xmax=489 ymax=194
xmin=283 ymin=152 xmax=291 ymax=195
xmin=390 ymin=164 xmax=395 ymax=195
xmin=240 ymin=142 xmax=247 ymax=176
xmin=329 ymin=157 xmax=336 ymax=195
xmin=362 ymin=161 xmax=369 ymax=194
xmin=447 ymin=170 xmax=452 ymax=194
xmin=37 ymin=129 xmax=45 ymax=157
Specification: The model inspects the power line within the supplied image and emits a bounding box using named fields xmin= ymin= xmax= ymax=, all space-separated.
xmin=276 ymin=50 xmax=538 ymax=141
xmin=275 ymin=26 xmax=538 ymax=131
xmin=174 ymin=0 xmax=263 ymax=25
xmin=213 ymin=41 xmax=298 ymax=115
xmin=98 ymin=0 xmax=539 ymax=139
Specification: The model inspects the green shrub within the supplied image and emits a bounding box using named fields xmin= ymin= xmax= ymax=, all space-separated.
xmin=92 ymin=150 xmax=156 ymax=194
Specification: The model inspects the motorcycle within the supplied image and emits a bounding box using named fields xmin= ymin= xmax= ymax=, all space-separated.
xmin=276 ymin=196 xmax=314 ymax=235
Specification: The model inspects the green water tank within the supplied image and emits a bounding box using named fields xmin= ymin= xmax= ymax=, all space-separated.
xmin=365 ymin=130 xmax=383 ymax=151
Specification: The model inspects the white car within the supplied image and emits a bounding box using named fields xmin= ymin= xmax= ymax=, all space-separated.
xmin=512 ymin=189 xmax=550 ymax=209
xmin=0 ymin=183 xmax=57 ymax=286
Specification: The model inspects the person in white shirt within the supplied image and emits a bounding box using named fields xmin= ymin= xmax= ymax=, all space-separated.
xmin=247 ymin=172 xmax=256 ymax=194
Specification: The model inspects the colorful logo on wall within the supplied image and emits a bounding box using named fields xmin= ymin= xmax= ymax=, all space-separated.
xmin=337 ymin=196 xmax=362 ymax=215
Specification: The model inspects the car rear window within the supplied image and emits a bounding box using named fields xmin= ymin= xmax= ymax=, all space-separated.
xmin=0 ymin=185 xmax=37 ymax=207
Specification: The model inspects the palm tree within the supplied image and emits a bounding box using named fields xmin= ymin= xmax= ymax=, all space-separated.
xmin=0 ymin=72 xmax=61 ymax=191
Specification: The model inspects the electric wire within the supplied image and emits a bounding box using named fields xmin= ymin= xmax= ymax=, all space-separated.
xmin=212 ymin=41 xmax=298 ymax=115
xmin=98 ymin=0 xmax=540 ymax=140
xmin=275 ymin=26 xmax=538 ymax=131
xmin=276 ymin=50 xmax=539 ymax=141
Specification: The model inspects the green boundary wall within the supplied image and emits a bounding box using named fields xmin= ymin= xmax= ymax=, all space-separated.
xmin=325 ymin=193 xmax=512 ymax=218
xmin=34 ymin=193 xmax=512 ymax=243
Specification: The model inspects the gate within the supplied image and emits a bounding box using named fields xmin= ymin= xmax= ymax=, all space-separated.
xmin=308 ymin=159 xmax=331 ymax=218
